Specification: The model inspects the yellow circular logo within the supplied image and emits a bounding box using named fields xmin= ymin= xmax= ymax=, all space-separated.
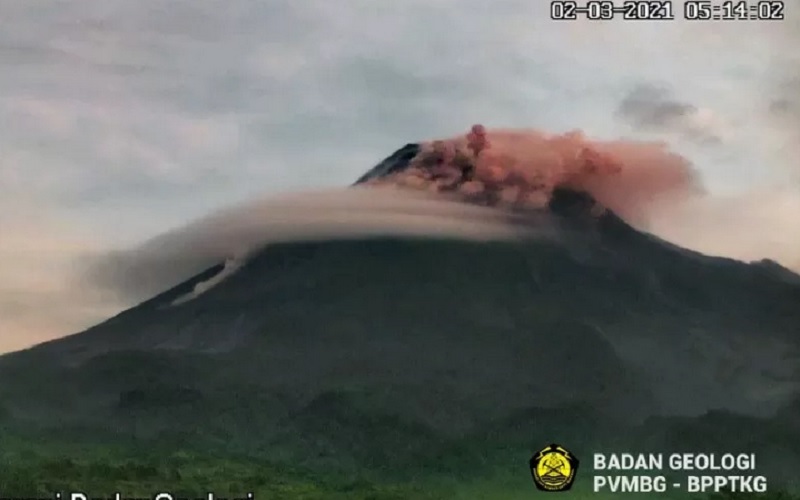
xmin=530 ymin=444 xmax=580 ymax=492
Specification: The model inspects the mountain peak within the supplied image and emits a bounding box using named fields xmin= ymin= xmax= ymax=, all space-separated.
xmin=1 ymin=133 xmax=799 ymax=479
xmin=354 ymin=140 xmax=626 ymax=230
xmin=354 ymin=143 xmax=421 ymax=185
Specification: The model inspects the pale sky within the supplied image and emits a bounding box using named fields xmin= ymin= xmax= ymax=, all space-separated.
xmin=1 ymin=0 xmax=799 ymax=353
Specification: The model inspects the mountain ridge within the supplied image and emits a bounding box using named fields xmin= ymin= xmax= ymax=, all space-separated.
xmin=0 ymin=143 xmax=798 ymax=487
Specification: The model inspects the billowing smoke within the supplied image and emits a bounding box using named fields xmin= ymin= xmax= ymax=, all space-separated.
xmin=85 ymin=125 xmax=800 ymax=307
xmin=365 ymin=125 xmax=702 ymax=227
xmin=369 ymin=126 xmax=798 ymax=271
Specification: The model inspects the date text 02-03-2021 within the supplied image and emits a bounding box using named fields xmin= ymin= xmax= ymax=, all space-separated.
xmin=550 ymin=1 xmax=785 ymax=20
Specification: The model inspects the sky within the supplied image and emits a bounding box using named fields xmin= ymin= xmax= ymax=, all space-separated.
xmin=1 ymin=0 xmax=799 ymax=353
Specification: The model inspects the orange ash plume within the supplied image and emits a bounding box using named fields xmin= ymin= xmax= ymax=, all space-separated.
xmin=363 ymin=124 xmax=702 ymax=228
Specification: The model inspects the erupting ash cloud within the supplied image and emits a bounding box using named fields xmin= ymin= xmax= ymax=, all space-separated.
xmin=85 ymin=125 xmax=799 ymax=313
xmin=366 ymin=126 xmax=799 ymax=272
xmin=365 ymin=125 xmax=702 ymax=228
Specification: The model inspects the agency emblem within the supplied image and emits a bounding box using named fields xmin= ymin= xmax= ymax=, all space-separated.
xmin=530 ymin=443 xmax=580 ymax=492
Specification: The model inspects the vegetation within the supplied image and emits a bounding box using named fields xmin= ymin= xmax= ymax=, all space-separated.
xmin=0 ymin=429 xmax=797 ymax=500
xmin=0 ymin=230 xmax=797 ymax=499
xmin=706 ymin=491 xmax=800 ymax=500
xmin=0 ymin=440 xmax=443 ymax=500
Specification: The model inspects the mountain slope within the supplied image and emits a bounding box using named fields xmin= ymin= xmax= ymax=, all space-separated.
xmin=1 ymin=143 xmax=799 ymax=485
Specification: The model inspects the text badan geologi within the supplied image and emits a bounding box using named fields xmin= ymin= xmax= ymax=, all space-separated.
xmin=0 ymin=493 xmax=254 ymax=500
xmin=592 ymin=453 xmax=768 ymax=493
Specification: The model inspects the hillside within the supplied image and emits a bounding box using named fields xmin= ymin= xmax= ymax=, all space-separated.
xmin=0 ymin=143 xmax=799 ymax=496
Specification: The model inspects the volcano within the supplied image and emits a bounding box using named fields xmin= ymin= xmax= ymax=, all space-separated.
xmin=1 ymin=136 xmax=799 ymax=493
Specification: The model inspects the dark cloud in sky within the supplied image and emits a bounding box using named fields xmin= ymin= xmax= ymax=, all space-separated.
xmin=616 ymin=84 xmax=723 ymax=144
